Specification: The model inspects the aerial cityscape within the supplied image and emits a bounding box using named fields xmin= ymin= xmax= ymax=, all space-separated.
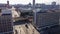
xmin=0 ymin=0 xmax=60 ymax=34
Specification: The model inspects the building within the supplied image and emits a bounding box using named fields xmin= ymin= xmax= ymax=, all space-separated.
xmin=34 ymin=9 xmax=60 ymax=29
xmin=33 ymin=9 xmax=60 ymax=34
xmin=13 ymin=21 xmax=40 ymax=34
xmin=52 ymin=2 xmax=56 ymax=5
xmin=0 ymin=1 xmax=12 ymax=9
xmin=11 ymin=6 xmax=20 ymax=18
xmin=0 ymin=9 xmax=13 ymax=34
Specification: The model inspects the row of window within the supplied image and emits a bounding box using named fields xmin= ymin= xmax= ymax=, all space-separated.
xmin=0 ymin=15 xmax=13 ymax=32
xmin=0 ymin=32 xmax=13 ymax=34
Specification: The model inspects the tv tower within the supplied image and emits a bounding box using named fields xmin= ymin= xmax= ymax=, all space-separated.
xmin=33 ymin=0 xmax=35 ymax=9
xmin=7 ymin=0 xmax=9 ymax=8
xmin=32 ymin=0 xmax=37 ymax=26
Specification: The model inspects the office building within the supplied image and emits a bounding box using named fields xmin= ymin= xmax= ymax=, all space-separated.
xmin=34 ymin=10 xmax=59 ymax=29
xmin=0 ymin=9 xmax=13 ymax=34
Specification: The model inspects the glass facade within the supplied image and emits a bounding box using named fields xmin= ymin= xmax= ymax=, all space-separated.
xmin=0 ymin=14 xmax=13 ymax=34
xmin=36 ymin=12 xmax=59 ymax=28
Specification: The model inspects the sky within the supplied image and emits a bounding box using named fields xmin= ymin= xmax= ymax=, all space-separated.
xmin=0 ymin=0 xmax=59 ymax=5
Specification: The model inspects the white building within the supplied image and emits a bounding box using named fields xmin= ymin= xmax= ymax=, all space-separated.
xmin=11 ymin=6 xmax=20 ymax=18
xmin=13 ymin=23 xmax=40 ymax=34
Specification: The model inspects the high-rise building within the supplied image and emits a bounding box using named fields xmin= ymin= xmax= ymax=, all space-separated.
xmin=34 ymin=10 xmax=59 ymax=29
xmin=0 ymin=9 xmax=13 ymax=34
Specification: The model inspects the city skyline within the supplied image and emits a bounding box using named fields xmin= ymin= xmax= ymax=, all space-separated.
xmin=0 ymin=0 xmax=59 ymax=5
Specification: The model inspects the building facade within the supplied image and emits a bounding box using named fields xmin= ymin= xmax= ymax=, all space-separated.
xmin=13 ymin=23 xmax=40 ymax=34
xmin=0 ymin=9 xmax=13 ymax=34
xmin=34 ymin=10 xmax=60 ymax=29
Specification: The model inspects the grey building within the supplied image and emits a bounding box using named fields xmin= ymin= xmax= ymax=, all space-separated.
xmin=0 ymin=9 xmax=13 ymax=34
xmin=34 ymin=10 xmax=59 ymax=29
